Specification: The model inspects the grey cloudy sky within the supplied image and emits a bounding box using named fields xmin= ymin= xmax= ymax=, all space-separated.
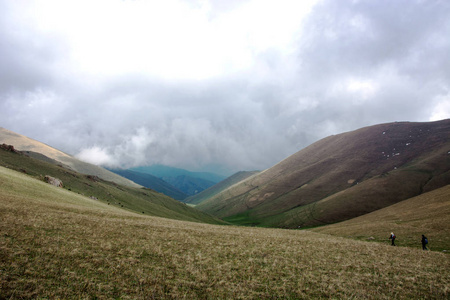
xmin=1 ymin=0 xmax=449 ymax=175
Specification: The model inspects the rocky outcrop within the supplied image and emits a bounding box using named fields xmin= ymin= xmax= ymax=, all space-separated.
xmin=44 ymin=175 xmax=63 ymax=188
xmin=0 ymin=144 xmax=19 ymax=153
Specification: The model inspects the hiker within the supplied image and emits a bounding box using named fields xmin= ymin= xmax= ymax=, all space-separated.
xmin=389 ymin=232 xmax=396 ymax=246
xmin=421 ymin=235 xmax=428 ymax=250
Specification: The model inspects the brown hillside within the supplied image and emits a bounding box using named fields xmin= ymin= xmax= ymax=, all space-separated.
xmin=196 ymin=119 xmax=450 ymax=228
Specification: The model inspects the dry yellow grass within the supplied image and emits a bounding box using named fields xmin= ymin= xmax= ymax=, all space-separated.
xmin=1 ymin=166 xmax=449 ymax=299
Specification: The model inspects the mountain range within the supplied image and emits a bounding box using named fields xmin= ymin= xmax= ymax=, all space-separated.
xmin=0 ymin=128 xmax=223 ymax=224
xmin=109 ymin=165 xmax=226 ymax=200
xmin=1 ymin=122 xmax=448 ymax=299
xmin=130 ymin=165 xmax=225 ymax=195
xmin=0 ymin=127 xmax=225 ymax=201
xmin=108 ymin=168 xmax=188 ymax=200
xmin=1 ymin=120 xmax=449 ymax=230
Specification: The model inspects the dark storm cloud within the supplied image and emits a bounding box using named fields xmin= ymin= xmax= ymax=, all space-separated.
xmin=0 ymin=0 xmax=449 ymax=175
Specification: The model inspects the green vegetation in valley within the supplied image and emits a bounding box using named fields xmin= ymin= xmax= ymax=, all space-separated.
xmin=223 ymin=211 xmax=261 ymax=227
xmin=1 ymin=166 xmax=448 ymax=299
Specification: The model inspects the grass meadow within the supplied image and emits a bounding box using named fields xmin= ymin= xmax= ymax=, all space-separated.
xmin=1 ymin=166 xmax=449 ymax=299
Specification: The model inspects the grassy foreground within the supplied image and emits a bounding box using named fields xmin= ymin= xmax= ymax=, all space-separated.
xmin=1 ymin=167 xmax=449 ymax=299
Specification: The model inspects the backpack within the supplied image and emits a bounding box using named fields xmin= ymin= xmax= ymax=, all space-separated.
xmin=424 ymin=238 xmax=428 ymax=244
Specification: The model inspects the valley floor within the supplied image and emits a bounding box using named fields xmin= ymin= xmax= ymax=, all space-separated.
xmin=1 ymin=167 xmax=449 ymax=299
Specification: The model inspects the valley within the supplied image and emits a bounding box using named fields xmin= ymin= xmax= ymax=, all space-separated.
xmin=0 ymin=121 xmax=449 ymax=299
xmin=1 ymin=0 xmax=449 ymax=297
xmin=0 ymin=166 xmax=448 ymax=299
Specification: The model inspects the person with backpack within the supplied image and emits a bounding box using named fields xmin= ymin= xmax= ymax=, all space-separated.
xmin=421 ymin=235 xmax=428 ymax=250
xmin=389 ymin=232 xmax=396 ymax=246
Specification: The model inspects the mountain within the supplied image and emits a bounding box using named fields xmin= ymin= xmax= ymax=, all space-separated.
xmin=185 ymin=171 xmax=260 ymax=205
xmin=130 ymin=165 xmax=226 ymax=196
xmin=0 ymin=144 xmax=224 ymax=225
xmin=196 ymin=120 xmax=450 ymax=228
xmin=109 ymin=168 xmax=188 ymax=200
xmin=162 ymin=175 xmax=216 ymax=197
xmin=0 ymin=127 xmax=140 ymax=188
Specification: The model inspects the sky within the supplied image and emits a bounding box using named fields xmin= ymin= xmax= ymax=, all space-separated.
xmin=1 ymin=0 xmax=449 ymax=175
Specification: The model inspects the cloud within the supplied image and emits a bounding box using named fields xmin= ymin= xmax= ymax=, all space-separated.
xmin=76 ymin=146 xmax=116 ymax=166
xmin=430 ymin=93 xmax=450 ymax=122
xmin=0 ymin=0 xmax=449 ymax=175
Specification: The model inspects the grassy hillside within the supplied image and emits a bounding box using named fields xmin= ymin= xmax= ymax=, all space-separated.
xmin=185 ymin=171 xmax=260 ymax=205
xmin=311 ymin=185 xmax=450 ymax=252
xmin=109 ymin=168 xmax=188 ymax=200
xmin=0 ymin=146 xmax=223 ymax=225
xmin=197 ymin=120 xmax=450 ymax=227
xmin=0 ymin=166 xmax=448 ymax=299
xmin=0 ymin=127 xmax=140 ymax=188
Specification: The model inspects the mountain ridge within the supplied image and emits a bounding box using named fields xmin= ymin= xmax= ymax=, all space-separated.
xmin=196 ymin=120 xmax=450 ymax=227
xmin=109 ymin=168 xmax=188 ymax=200
xmin=0 ymin=127 xmax=141 ymax=188
xmin=129 ymin=165 xmax=226 ymax=197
